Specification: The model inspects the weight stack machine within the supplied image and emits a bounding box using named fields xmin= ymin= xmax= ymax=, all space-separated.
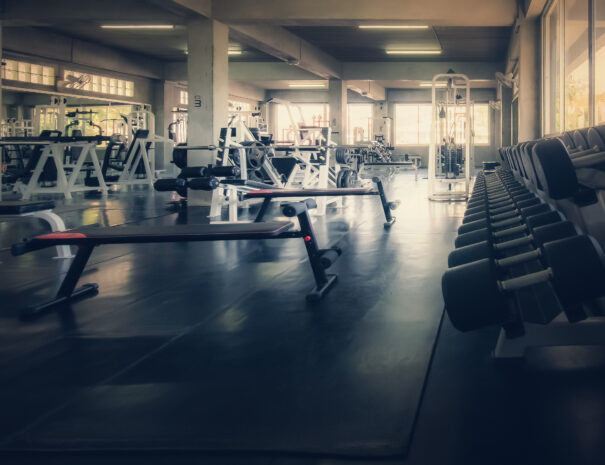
xmin=428 ymin=73 xmax=472 ymax=201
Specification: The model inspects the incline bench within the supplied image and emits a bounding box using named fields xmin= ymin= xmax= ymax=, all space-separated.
xmin=244 ymin=177 xmax=400 ymax=227
xmin=12 ymin=200 xmax=341 ymax=319
xmin=0 ymin=200 xmax=73 ymax=259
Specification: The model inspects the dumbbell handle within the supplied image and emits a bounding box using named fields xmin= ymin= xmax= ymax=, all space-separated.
xmin=493 ymin=224 xmax=526 ymax=238
xmin=490 ymin=215 xmax=523 ymax=229
xmin=494 ymin=248 xmax=541 ymax=267
xmin=498 ymin=267 xmax=553 ymax=292
xmin=493 ymin=235 xmax=533 ymax=250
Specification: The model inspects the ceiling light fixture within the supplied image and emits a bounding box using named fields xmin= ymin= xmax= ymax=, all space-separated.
xmin=419 ymin=82 xmax=447 ymax=87
xmin=228 ymin=50 xmax=243 ymax=56
xmin=359 ymin=25 xmax=429 ymax=29
xmin=101 ymin=25 xmax=175 ymax=29
xmin=386 ymin=50 xmax=442 ymax=55
xmin=288 ymin=83 xmax=326 ymax=88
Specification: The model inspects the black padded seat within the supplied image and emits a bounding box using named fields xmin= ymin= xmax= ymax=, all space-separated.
xmin=0 ymin=200 xmax=56 ymax=215
xmin=245 ymin=187 xmax=373 ymax=198
xmin=13 ymin=222 xmax=295 ymax=253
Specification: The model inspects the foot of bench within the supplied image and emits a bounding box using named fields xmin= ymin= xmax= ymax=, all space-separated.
xmin=306 ymin=274 xmax=337 ymax=302
xmin=384 ymin=218 xmax=396 ymax=228
xmin=20 ymin=283 xmax=99 ymax=320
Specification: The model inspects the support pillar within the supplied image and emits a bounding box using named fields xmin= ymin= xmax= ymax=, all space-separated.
xmin=186 ymin=18 xmax=229 ymax=205
xmin=328 ymin=79 xmax=347 ymax=144
xmin=518 ymin=19 xmax=540 ymax=142
xmin=501 ymin=84 xmax=513 ymax=147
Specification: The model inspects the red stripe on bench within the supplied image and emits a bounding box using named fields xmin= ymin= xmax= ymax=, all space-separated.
xmin=36 ymin=232 xmax=88 ymax=240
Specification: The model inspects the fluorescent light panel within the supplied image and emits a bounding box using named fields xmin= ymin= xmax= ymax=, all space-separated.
xmin=288 ymin=83 xmax=326 ymax=88
xmin=228 ymin=50 xmax=243 ymax=55
xmin=386 ymin=50 xmax=442 ymax=55
xmin=359 ymin=25 xmax=428 ymax=29
xmin=101 ymin=25 xmax=174 ymax=29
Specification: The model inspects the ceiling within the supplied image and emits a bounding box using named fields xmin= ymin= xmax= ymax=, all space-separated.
xmin=285 ymin=26 xmax=511 ymax=62
xmin=43 ymin=25 xmax=279 ymax=62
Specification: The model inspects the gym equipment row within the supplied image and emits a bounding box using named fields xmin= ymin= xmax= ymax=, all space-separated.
xmin=167 ymin=119 xmax=402 ymax=222
xmin=12 ymin=198 xmax=343 ymax=320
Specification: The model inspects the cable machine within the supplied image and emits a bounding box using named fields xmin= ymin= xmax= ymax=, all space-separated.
xmin=428 ymin=72 xmax=472 ymax=201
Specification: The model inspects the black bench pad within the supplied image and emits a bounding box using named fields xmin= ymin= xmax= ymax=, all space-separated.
xmin=0 ymin=201 xmax=56 ymax=215
xmin=245 ymin=187 xmax=373 ymax=199
xmin=13 ymin=222 xmax=294 ymax=252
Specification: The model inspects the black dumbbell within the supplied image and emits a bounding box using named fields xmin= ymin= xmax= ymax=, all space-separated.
xmin=468 ymin=187 xmax=534 ymax=208
xmin=443 ymin=235 xmax=605 ymax=332
xmin=449 ymin=220 xmax=579 ymax=267
xmin=463 ymin=197 xmax=543 ymax=224
xmin=459 ymin=203 xmax=553 ymax=235
xmin=465 ymin=193 xmax=540 ymax=217
xmin=455 ymin=210 xmax=564 ymax=248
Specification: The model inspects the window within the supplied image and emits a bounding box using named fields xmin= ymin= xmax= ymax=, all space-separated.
xmin=472 ymin=104 xmax=490 ymax=145
xmin=1 ymin=59 xmax=55 ymax=86
xmin=596 ymin=0 xmax=605 ymax=123
xmin=395 ymin=103 xmax=488 ymax=146
xmin=564 ymin=0 xmax=590 ymax=130
xmin=394 ymin=104 xmax=432 ymax=145
xmin=347 ymin=104 xmax=373 ymax=143
xmin=274 ymin=103 xmax=329 ymax=142
xmin=542 ymin=0 xmax=605 ymax=131
xmin=179 ymin=90 xmax=188 ymax=105
xmin=64 ymin=70 xmax=134 ymax=97
xmin=543 ymin=0 xmax=562 ymax=133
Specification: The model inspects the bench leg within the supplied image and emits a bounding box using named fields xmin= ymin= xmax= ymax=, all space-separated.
xmin=254 ymin=198 xmax=272 ymax=222
xmin=28 ymin=210 xmax=74 ymax=259
xmin=373 ymin=178 xmax=396 ymax=228
xmin=296 ymin=210 xmax=337 ymax=301
xmin=20 ymin=245 xmax=98 ymax=320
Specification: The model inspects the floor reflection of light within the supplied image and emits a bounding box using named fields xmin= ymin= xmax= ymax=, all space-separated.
xmin=216 ymin=305 xmax=248 ymax=333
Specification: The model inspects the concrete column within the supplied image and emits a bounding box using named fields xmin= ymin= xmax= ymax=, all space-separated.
xmin=151 ymin=79 xmax=167 ymax=171
xmin=501 ymin=84 xmax=513 ymax=147
xmin=518 ymin=19 xmax=540 ymax=142
xmin=328 ymin=79 xmax=347 ymax=144
xmin=186 ymin=18 xmax=229 ymax=205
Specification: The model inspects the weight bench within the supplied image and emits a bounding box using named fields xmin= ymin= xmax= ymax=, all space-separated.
xmin=12 ymin=200 xmax=340 ymax=319
xmin=244 ymin=178 xmax=399 ymax=227
xmin=0 ymin=200 xmax=73 ymax=259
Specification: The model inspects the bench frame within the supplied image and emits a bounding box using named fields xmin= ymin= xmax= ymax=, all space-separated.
xmin=13 ymin=203 xmax=337 ymax=319
xmin=246 ymin=178 xmax=399 ymax=228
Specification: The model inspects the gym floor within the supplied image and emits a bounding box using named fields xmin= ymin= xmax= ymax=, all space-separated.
xmin=1 ymin=171 xmax=605 ymax=465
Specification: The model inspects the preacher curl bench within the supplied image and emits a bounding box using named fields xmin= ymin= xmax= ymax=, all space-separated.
xmin=12 ymin=199 xmax=341 ymax=320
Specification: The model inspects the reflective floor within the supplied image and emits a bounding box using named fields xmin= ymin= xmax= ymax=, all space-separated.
xmin=1 ymin=171 xmax=604 ymax=465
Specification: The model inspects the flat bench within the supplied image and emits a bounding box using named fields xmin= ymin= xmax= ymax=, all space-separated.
xmin=12 ymin=200 xmax=340 ymax=319
xmin=0 ymin=200 xmax=73 ymax=258
xmin=244 ymin=178 xmax=399 ymax=227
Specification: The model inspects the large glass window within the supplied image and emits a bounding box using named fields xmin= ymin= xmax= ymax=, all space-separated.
xmin=395 ymin=103 xmax=488 ymax=145
xmin=347 ymin=104 xmax=373 ymax=143
xmin=596 ymin=0 xmax=605 ymax=123
xmin=543 ymin=0 xmax=562 ymax=133
xmin=564 ymin=0 xmax=590 ymax=130
xmin=274 ymin=103 xmax=329 ymax=142
xmin=394 ymin=104 xmax=432 ymax=145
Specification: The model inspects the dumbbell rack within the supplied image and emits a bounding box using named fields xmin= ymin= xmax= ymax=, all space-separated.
xmin=494 ymin=314 xmax=605 ymax=359
xmin=444 ymin=165 xmax=605 ymax=360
